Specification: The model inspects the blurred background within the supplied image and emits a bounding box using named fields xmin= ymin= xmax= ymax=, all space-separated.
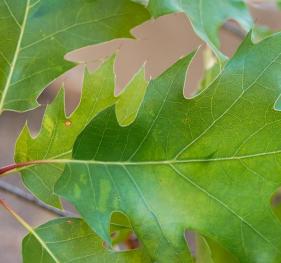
xmin=1 ymin=1 xmax=281 ymax=262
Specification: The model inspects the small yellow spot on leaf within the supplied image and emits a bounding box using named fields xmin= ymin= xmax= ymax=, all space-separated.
xmin=64 ymin=120 xmax=72 ymax=127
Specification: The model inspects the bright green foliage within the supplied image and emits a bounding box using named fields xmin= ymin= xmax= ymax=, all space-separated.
xmin=195 ymin=235 xmax=239 ymax=263
xmin=6 ymin=2 xmax=281 ymax=262
xmin=0 ymin=0 xmax=149 ymax=113
xmin=135 ymin=0 xmax=252 ymax=58
xmin=49 ymin=33 xmax=281 ymax=263
xmin=15 ymin=56 xmax=148 ymax=207
xmin=22 ymin=217 xmax=151 ymax=263
xmin=54 ymin=55 xmax=195 ymax=263
xmin=196 ymin=48 xmax=221 ymax=95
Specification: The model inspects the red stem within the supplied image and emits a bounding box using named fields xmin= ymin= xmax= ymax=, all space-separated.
xmin=0 ymin=162 xmax=36 ymax=176
xmin=0 ymin=198 xmax=10 ymax=210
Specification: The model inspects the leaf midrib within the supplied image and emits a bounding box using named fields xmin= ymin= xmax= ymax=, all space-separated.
xmin=30 ymin=149 xmax=281 ymax=167
xmin=0 ymin=0 xmax=31 ymax=112
xmin=23 ymin=47 xmax=281 ymax=171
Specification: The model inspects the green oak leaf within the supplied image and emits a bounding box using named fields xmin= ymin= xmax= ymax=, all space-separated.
xmin=22 ymin=217 xmax=151 ymax=263
xmin=54 ymin=53 xmax=195 ymax=263
xmin=0 ymin=0 xmax=149 ymax=113
xmin=52 ymin=33 xmax=281 ymax=263
xmin=15 ymin=55 xmax=148 ymax=208
xmin=135 ymin=0 xmax=252 ymax=59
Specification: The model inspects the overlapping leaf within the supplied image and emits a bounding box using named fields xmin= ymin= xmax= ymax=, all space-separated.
xmin=0 ymin=0 xmax=149 ymax=113
xmin=195 ymin=235 xmax=239 ymax=263
xmin=15 ymin=56 xmax=148 ymax=207
xmin=22 ymin=217 xmax=151 ymax=263
xmin=47 ymin=33 xmax=281 ymax=263
xmin=134 ymin=0 xmax=252 ymax=58
xmin=0 ymin=0 xmax=253 ymax=115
